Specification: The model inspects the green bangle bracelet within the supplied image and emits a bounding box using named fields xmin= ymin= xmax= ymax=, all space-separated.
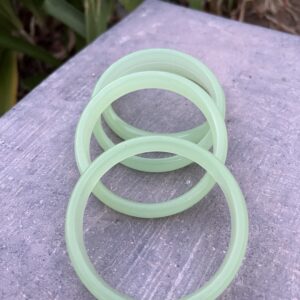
xmin=75 ymin=71 xmax=227 ymax=217
xmin=66 ymin=136 xmax=249 ymax=300
xmin=91 ymin=48 xmax=226 ymax=172
xmin=85 ymin=69 xmax=226 ymax=173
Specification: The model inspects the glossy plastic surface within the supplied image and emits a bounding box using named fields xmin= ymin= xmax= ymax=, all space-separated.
xmin=75 ymin=71 xmax=227 ymax=217
xmin=66 ymin=136 xmax=249 ymax=300
xmin=91 ymin=48 xmax=226 ymax=172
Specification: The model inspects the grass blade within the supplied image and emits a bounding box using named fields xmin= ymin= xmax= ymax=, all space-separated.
xmin=0 ymin=49 xmax=18 ymax=115
xmin=0 ymin=33 xmax=59 ymax=66
xmin=0 ymin=0 xmax=23 ymax=31
xmin=84 ymin=0 xmax=114 ymax=43
xmin=189 ymin=0 xmax=205 ymax=10
xmin=84 ymin=0 xmax=102 ymax=43
xmin=43 ymin=0 xmax=85 ymax=37
xmin=120 ymin=0 xmax=142 ymax=11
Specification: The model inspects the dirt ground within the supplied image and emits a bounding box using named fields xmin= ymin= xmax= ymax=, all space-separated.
xmin=241 ymin=0 xmax=300 ymax=34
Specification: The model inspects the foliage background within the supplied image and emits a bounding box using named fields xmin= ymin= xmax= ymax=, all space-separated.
xmin=0 ymin=0 xmax=299 ymax=115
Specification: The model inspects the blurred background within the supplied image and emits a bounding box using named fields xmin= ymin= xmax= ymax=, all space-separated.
xmin=0 ymin=0 xmax=299 ymax=116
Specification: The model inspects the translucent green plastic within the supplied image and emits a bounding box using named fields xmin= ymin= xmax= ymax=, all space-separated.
xmin=75 ymin=71 xmax=228 ymax=217
xmin=66 ymin=136 xmax=249 ymax=300
xmin=91 ymin=48 xmax=226 ymax=172
xmin=67 ymin=50 xmax=249 ymax=299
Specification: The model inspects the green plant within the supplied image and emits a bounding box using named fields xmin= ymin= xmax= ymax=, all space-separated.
xmin=0 ymin=0 xmax=60 ymax=115
xmin=6 ymin=0 xmax=243 ymax=117
xmin=0 ymin=0 xmax=143 ymax=116
xmin=0 ymin=49 xmax=18 ymax=115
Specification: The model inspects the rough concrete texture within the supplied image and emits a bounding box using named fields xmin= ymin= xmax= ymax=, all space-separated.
xmin=0 ymin=0 xmax=300 ymax=299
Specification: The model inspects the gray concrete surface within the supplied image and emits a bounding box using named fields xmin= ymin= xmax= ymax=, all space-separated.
xmin=0 ymin=0 xmax=300 ymax=299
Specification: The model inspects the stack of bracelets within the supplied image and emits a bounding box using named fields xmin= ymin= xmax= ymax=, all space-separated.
xmin=65 ymin=49 xmax=249 ymax=300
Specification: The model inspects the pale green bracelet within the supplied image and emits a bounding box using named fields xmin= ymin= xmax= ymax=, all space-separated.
xmin=75 ymin=71 xmax=227 ymax=217
xmin=66 ymin=136 xmax=249 ymax=300
xmin=91 ymin=48 xmax=226 ymax=172
xmin=67 ymin=50 xmax=249 ymax=299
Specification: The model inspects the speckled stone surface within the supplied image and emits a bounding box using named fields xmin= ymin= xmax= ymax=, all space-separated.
xmin=0 ymin=1 xmax=300 ymax=299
